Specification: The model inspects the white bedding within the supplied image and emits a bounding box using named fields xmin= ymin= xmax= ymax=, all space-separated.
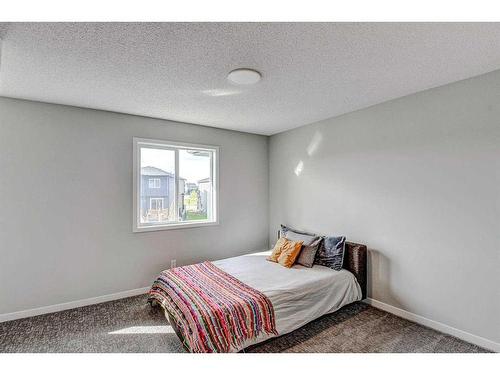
xmin=213 ymin=250 xmax=362 ymax=350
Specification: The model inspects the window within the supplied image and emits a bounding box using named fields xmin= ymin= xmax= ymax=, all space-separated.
xmin=133 ymin=138 xmax=218 ymax=231
xmin=148 ymin=178 xmax=161 ymax=189
xmin=150 ymin=198 xmax=164 ymax=210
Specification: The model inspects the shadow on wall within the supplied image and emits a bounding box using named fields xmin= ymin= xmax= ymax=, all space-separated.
xmin=367 ymin=247 xmax=404 ymax=310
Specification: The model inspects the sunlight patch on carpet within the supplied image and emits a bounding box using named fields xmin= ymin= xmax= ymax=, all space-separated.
xmin=108 ymin=325 xmax=175 ymax=334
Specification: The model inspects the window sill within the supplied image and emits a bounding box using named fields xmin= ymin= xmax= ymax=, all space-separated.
xmin=133 ymin=220 xmax=219 ymax=233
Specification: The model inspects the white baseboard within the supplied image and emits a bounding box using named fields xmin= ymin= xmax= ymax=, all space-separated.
xmin=364 ymin=297 xmax=499 ymax=353
xmin=0 ymin=286 xmax=150 ymax=323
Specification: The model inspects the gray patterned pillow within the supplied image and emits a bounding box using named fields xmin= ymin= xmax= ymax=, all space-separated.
xmin=280 ymin=224 xmax=318 ymax=245
xmin=314 ymin=235 xmax=346 ymax=270
xmin=296 ymin=238 xmax=322 ymax=268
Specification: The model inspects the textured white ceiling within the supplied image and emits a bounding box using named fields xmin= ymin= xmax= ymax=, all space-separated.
xmin=0 ymin=23 xmax=499 ymax=135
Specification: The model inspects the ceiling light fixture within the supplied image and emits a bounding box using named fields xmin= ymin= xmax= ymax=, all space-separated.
xmin=227 ymin=68 xmax=262 ymax=85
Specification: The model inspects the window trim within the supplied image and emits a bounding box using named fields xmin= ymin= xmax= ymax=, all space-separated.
xmin=133 ymin=137 xmax=219 ymax=232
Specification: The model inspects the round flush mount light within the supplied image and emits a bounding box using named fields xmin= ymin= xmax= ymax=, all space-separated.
xmin=227 ymin=68 xmax=262 ymax=85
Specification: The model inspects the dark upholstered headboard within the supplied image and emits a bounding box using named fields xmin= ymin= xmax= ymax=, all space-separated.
xmin=343 ymin=242 xmax=367 ymax=299
xmin=277 ymin=231 xmax=367 ymax=299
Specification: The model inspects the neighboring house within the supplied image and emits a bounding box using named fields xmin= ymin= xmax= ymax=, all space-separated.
xmin=140 ymin=166 xmax=185 ymax=222
xmin=185 ymin=182 xmax=198 ymax=193
xmin=198 ymin=177 xmax=211 ymax=215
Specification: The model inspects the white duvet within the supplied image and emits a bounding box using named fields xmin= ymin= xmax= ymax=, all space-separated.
xmin=213 ymin=250 xmax=362 ymax=350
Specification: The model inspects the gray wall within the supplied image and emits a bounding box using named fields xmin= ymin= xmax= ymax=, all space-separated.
xmin=269 ymin=70 xmax=500 ymax=343
xmin=0 ymin=97 xmax=269 ymax=314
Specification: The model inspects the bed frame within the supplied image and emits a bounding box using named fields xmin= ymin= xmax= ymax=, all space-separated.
xmin=151 ymin=236 xmax=367 ymax=351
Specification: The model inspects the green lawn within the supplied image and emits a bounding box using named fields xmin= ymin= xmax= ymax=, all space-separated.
xmin=186 ymin=212 xmax=208 ymax=221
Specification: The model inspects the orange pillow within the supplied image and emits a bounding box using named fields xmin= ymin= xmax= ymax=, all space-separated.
xmin=267 ymin=237 xmax=304 ymax=268
xmin=277 ymin=239 xmax=304 ymax=268
xmin=268 ymin=237 xmax=287 ymax=262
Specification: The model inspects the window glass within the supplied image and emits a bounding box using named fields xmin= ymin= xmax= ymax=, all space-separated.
xmin=178 ymin=149 xmax=213 ymax=222
xmin=139 ymin=148 xmax=175 ymax=225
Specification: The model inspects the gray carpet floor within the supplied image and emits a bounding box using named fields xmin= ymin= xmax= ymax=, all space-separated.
xmin=0 ymin=295 xmax=490 ymax=353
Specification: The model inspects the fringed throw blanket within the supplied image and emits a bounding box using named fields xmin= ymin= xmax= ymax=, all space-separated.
xmin=148 ymin=261 xmax=278 ymax=353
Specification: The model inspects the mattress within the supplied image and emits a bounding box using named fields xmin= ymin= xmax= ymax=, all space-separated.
xmin=213 ymin=250 xmax=362 ymax=350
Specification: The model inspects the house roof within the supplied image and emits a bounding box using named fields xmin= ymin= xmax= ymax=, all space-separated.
xmin=198 ymin=177 xmax=211 ymax=183
xmin=141 ymin=166 xmax=173 ymax=177
xmin=141 ymin=166 xmax=187 ymax=181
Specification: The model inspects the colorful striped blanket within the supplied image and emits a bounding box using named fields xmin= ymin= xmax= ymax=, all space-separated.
xmin=148 ymin=261 xmax=278 ymax=353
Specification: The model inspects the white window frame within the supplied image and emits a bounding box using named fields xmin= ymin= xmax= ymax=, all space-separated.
xmin=148 ymin=178 xmax=161 ymax=189
xmin=133 ymin=137 xmax=219 ymax=232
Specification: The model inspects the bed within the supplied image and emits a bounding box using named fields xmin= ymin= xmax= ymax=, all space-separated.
xmin=149 ymin=241 xmax=367 ymax=352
